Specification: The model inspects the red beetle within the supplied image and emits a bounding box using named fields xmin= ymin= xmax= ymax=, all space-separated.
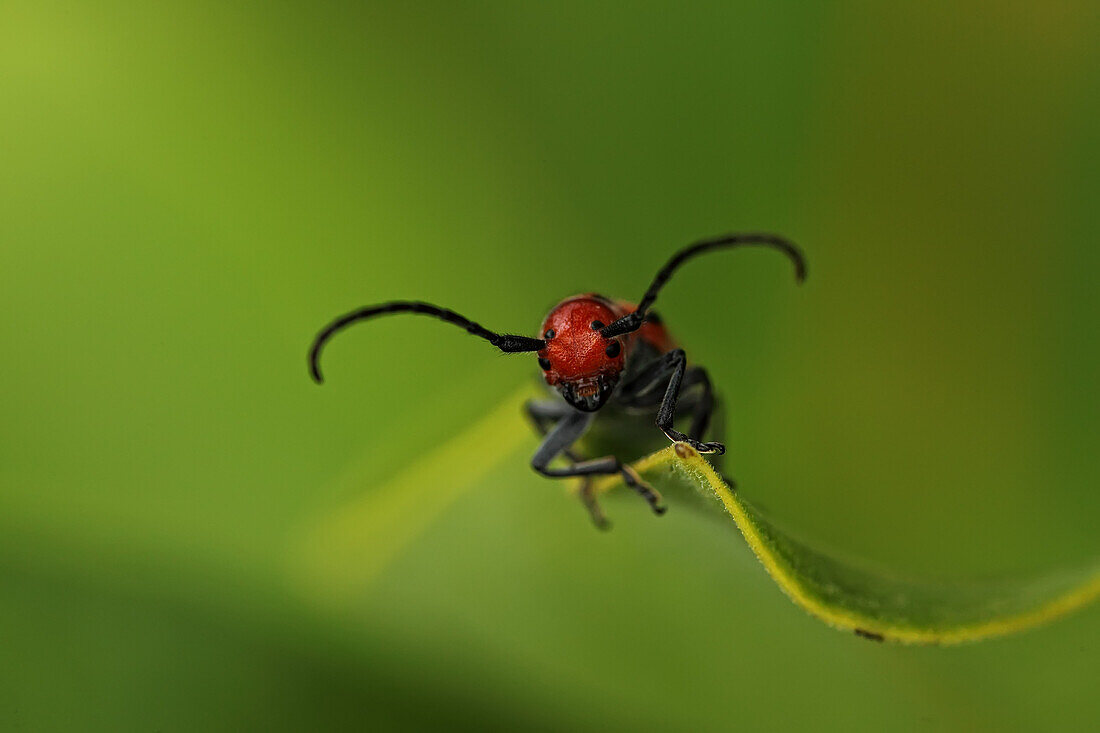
xmin=310 ymin=233 xmax=805 ymax=527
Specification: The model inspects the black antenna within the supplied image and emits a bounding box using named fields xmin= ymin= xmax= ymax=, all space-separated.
xmin=601 ymin=233 xmax=806 ymax=338
xmin=309 ymin=300 xmax=545 ymax=383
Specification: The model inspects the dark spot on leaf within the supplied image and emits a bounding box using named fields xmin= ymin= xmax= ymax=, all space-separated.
xmin=855 ymin=628 xmax=885 ymax=642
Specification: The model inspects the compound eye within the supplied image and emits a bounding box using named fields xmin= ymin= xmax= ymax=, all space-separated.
xmin=590 ymin=320 xmax=605 ymax=330
xmin=538 ymin=357 xmax=552 ymax=371
xmin=605 ymin=341 xmax=621 ymax=358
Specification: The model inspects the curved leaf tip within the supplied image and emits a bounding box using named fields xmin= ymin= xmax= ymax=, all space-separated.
xmin=594 ymin=443 xmax=1100 ymax=645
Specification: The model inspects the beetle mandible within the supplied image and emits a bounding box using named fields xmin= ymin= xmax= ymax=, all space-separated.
xmin=309 ymin=233 xmax=805 ymax=528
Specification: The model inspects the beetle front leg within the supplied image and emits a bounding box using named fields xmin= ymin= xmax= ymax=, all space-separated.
xmin=524 ymin=399 xmax=584 ymax=462
xmin=621 ymin=349 xmax=726 ymax=455
xmin=655 ymin=352 xmax=725 ymax=454
xmin=530 ymin=410 xmax=666 ymax=518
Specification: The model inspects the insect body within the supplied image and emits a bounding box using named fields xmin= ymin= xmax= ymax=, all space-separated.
xmin=310 ymin=233 xmax=805 ymax=528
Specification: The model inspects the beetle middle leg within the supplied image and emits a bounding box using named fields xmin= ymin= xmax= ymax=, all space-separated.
xmin=529 ymin=408 xmax=665 ymax=521
xmin=577 ymin=477 xmax=610 ymax=530
xmin=619 ymin=349 xmax=725 ymax=454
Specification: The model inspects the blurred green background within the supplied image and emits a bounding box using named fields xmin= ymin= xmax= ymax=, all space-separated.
xmin=2 ymin=1 xmax=1098 ymax=730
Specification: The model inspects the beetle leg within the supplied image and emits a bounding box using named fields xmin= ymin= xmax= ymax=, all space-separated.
xmin=527 ymin=401 xmax=602 ymax=521
xmin=530 ymin=410 xmax=665 ymax=517
xmin=577 ymin=477 xmax=611 ymax=530
xmin=619 ymin=349 xmax=725 ymax=455
xmin=524 ymin=399 xmax=584 ymax=462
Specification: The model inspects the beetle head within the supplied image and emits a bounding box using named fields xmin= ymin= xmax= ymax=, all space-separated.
xmin=537 ymin=296 xmax=626 ymax=412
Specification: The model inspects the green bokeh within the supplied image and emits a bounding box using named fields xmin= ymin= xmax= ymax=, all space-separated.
xmin=1 ymin=2 xmax=1098 ymax=730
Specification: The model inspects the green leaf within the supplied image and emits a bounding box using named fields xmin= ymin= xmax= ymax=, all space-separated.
xmin=292 ymin=389 xmax=1099 ymax=643
xmin=290 ymin=387 xmax=535 ymax=607
xmin=593 ymin=444 xmax=1100 ymax=644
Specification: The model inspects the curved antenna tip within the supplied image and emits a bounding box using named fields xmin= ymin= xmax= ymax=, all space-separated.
xmin=309 ymin=354 xmax=325 ymax=384
xmin=789 ymin=246 xmax=807 ymax=284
